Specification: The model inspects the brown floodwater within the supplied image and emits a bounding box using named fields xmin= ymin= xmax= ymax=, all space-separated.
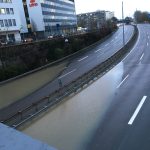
xmin=20 ymin=62 xmax=124 ymax=150
xmin=0 ymin=63 xmax=66 ymax=109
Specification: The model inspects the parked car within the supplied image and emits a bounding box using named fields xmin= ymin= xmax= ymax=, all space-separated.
xmin=53 ymin=34 xmax=65 ymax=38
xmin=0 ymin=40 xmax=7 ymax=47
xmin=7 ymin=39 xmax=15 ymax=45
xmin=23 ymin=38 xmax=33 ymax=43
xmin=47 ymin=35 xmax=53 ymax=39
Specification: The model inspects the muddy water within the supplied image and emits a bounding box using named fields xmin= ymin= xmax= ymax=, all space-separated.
xmin=0 ymin=63 xmax=66 ymax=109
xmin=21 ymin=62 xmax=124 ymax=150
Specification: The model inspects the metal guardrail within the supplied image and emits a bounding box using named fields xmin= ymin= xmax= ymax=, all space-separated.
xmin=1 ymin=25 xmax=138 ymax=128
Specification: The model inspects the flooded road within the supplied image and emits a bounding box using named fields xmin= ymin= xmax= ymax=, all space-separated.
xmin=0 ymin=63 xmax=66 ymax=109
xmin=20 ymin=62 xmax=124 ymax=150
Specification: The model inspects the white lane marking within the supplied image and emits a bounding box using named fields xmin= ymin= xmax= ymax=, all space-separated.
xmin=128 ymin=96 xmax=147 ymax=125
xmin=148 ymin=36 xmax=149 ymax=39
xmin=95 ymin=49 xmax=101 ymax=53
xmin=105 ymin=43 xmax=109 ymax=47
xmin=117 ymin=75 xmax=129 ymax=88
xmin=97 ymin=54 xmax=103 ymax=58
xmin=147 ymin=42 xmax=149 ymax=46
xmin=140 ymin=53 xmax=144 ymax=61
xmin=78 ymin=56 xmax=88 ymax=62
xmin=59 ymin=69 xmax=76 ymax=79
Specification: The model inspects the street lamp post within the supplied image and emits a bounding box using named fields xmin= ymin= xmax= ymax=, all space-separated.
xmin=20 ymin=25 xmax=25 ymax=42
xmin=5 ymin=26 xmax=9 ymax=42
xmin=48 ymin=24 xmax=51 ymax=35
xmin=122 ymin=1 xmax=125 ymax=46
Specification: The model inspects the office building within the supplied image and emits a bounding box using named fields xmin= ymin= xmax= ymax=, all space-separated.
xmin=0 ymin=0 xmax=77 ymax=41
xmin=0 ymin=0 xmax=26 ymax=42
xmin=77 ymin=10 xmax=114 ymax=30
xmin=22 ymin=0 xmax=77 ymax=38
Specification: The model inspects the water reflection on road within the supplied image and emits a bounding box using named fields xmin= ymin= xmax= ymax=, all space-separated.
xmin=21 ymin=62 xmax=124 ymax=150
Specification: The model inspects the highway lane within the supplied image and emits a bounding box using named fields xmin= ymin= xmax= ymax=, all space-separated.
xmin=87 ymin=24 xmax=150 ymax=150
xmin=21 ymin=63 xmax=124 ymax=150
xmin=0 ymin=25 xmax=134 ymax=120
xmin=60 ymin=25 xmax=132 ymax=75
xmin=55 ymin=25 xmax=134 ymax=86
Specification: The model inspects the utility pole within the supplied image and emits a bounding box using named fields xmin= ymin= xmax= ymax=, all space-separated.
xmin=135 ymin=8 xmax=138 ymax=26
xmin=122 ymin=1 xmax=125 ymax=46
xmin=20 ymin=25 xmax=24 ymax=41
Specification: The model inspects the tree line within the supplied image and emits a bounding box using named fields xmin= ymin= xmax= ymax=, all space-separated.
xmin=134 ymin=10 xmax=150 ymax=23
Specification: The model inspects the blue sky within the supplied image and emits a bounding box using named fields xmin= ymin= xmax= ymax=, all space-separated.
xmin=75 ymin=0 xmax=150 ymax=19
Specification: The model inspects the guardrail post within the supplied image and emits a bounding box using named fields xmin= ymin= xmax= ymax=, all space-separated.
xmin=73 ymin=81 xmax=78 ymax=93
xmin=33 ymin=103 xmax=38 ymax=112
xmin=18 ymin=111 xmax=23 ymax=120
xmin=58 ymin=78 xmax=63 ymax=89
xmin=47 ymin=96 xmax=50 ymax=103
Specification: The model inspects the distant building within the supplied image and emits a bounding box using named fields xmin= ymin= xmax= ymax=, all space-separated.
xmin=77 ymin=10 xmax=114 ymax=30
xmin=0 ymin=0 xmax=77 ymax=41
xmin=0 ymin=0 xmax=24 ymax=42
xmin=22 ymin=0 xmax=77 ymax=38
xmin=105 ymin=11 xmax=114 ymax=20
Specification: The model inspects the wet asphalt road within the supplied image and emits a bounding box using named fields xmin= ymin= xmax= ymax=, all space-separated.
xmin=87 ymin=24 xmax=150 ymax=150
xmin=0 ymin=25 xmax=134 ymax=120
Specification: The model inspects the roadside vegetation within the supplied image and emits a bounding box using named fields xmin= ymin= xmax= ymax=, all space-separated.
xmin=134 ymin=10 xmax=150 ymax=23
xmin=0 ymin=22 xmax=117 ymax=82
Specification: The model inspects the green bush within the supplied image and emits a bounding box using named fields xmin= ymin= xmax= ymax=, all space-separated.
xmin=54 ymin=48 xmax=64 ymax=59
xmin=0 ymin=64 xmax=27 ymax=82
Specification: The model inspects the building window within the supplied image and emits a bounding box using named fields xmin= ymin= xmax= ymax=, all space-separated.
xmin=7 ymin=0 xmax=12 ymax=2
xmin=6 ymin=8 xmax=10 ymax=14
xmin=0 ymin=20 xmax=4 ymax=27
xmin=0 ymin=0 xmax=12 ymax=3
xmin=0 ymin=8 xmax=14 ymax=15
xmin=0 ymin=8 xmax=6 ymax=14
xmin=10 ymin=8 xmax=14 ymax=14
xmin=8 ymin=19 xmax=12 ymax=26
xmin=4 ymin=19 xmax=8 ymax=27
xmin=12 ymin=19 xmax=16 ymax=26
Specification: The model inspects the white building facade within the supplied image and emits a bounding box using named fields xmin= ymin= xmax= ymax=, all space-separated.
xmin=105 ymin=11 xmax=114 ymax=20
xmin=23 ymin=0 xmax=77 ymax=38
xmin=0 ymin=0 xmax=27 ymax=42
xmin=0 ymin=0 xmax=77 ymax=41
